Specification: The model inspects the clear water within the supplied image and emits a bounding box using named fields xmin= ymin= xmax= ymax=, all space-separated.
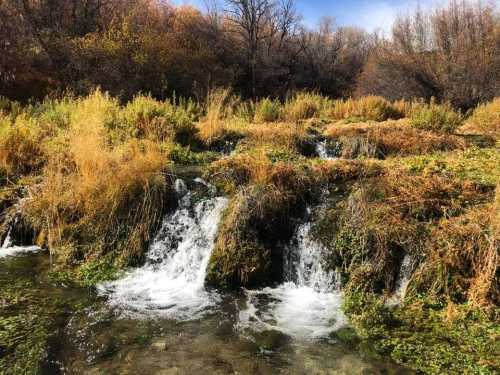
xmin=98 ymin=186 xmax=228 ymax=320
xmin=0 ymin=183 xmax=412 ymax=374
xmin=238 ymin=220 xmax=345 ymax=340
xmin=387 ymin=254 xmax=414 ymax=306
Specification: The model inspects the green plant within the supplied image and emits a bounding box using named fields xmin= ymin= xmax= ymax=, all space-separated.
xmin=411 ymin=103 xmax=463 ymax=133
xmin=254 ymin=98 xmax=281 ymax=123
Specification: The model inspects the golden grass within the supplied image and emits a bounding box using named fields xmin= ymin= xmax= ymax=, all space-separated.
xmin=0 ymin=115 xmax=45 ymax=175
xmin=24 ymin=93 xmax=170 ymax=265
xmin=328 ymin=96 xmax=403 ymax=121
xmin=325 ymin=120 xmax=466 ymax=158
xmin=461 ymin=98 xmax=500 ymax=140
xmin=198 ymin=88 xmax=233 ymax=144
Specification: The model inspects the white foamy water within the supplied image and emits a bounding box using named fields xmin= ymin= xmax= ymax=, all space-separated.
xmin=315 ymin=140 xmax=338 ymax=160
xmin=387 ymin=254 xmax=413 ymax=306
xmin=98 ymin=185 xmax=228 ymax=320
xmin=0 ymin=227 xmax=41 ymax=258
xmin=238 ymin=220 xmax=346 ymax=340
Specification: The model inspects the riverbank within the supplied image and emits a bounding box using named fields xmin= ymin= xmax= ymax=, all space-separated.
xmin=1 ymin=92 xmax=498 ymax=374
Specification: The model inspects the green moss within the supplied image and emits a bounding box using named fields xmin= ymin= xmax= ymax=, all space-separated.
xmin=77 ymin=254 xmax=119 ymax=286
xmin=169 ymin=144 xmax=220 ymax=165
xmin=344 ymin=292 xmax=500 ymax=374
xmin=207 ymin=184 xmax=302 ymax=288
xmin=393 ymin=147 xmax=500 ymax=186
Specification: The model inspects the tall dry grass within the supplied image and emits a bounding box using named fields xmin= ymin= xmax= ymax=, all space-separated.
xmin=198 ymin=88 xmax=233 ymax=144
xmin=461 ymin=98 xmax=500 ymax=140
xmin=23 ymin=91 xmax=171 ymax=265
xmin=328 ymin=96 xmax=403 ymax=122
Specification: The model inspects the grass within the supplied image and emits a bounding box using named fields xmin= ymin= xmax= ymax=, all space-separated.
xmin=461 ymin=97 xmax=500 ymax=140
xmin=325 ymin=120 xmax=466 ymax=159
xmin=1 ymin=91 xmax=499 ymax=374
xmin=328 ymin=96 xmax=403 ymax=122
xmin=411 ymin=102 xmax=463 ymax=133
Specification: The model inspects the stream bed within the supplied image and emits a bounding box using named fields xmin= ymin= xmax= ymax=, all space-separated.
xmin=1 ymin=183 xmax=413 ymax=374
xmin=1 ymin=251 xmax=413 ymax=374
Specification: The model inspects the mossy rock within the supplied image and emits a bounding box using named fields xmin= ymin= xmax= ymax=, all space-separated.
xmin=206 ymin=185 xmax=298 ymax=288
xmin=253 ymin=330 xmax=291 ymax=351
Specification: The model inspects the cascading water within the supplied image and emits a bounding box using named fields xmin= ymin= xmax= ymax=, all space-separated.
xmin=0 ymin=218 xmax=40 ymax=258
xmin=98 ymin=179 xmax=228 ymax=320
xmin=238 ymin=211 xmax=345 ymax=340
xmin=315 ymin=139 xmax=340 ymax=160
xmin=387 ymin=254 xmax=414 ymax=306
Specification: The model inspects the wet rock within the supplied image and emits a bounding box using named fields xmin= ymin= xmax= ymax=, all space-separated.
xmin=332 ymin=327 xmax=360 ymax=346
xmin=254 ymin=330 xmax=291 ymax=351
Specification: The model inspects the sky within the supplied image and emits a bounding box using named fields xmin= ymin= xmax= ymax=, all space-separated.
xmin=171 ymin=0 xmax=447 ymax=33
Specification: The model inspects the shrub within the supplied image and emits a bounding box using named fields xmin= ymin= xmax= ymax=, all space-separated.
xmin=198 ymin=88 xmax=234 ymax=144
xmin=26 ymin=113 xmax=171 ymax=268
xmin=329 ymin=96 xmax=403 ymax=122
xmin=411 ymin=103 xmax=463 ymax=133
xmin=0 ymin=115 xmax=45 ymax=175
xmin=461 ymin=98 xmax=500 ymax=140
xmin=284 ymin=93 xmax=324 ymax=122
xmin=254 ymin=98 xmax=281 ymax=123
xmin=121 ymin=95 xmax=198 ymax=145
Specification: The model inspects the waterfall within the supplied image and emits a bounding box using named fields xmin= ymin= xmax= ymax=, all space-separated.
xmin=386 ymin=254 xmax=414 ymax=306
xmin=315 ymin=139 xmax=339 ymax=160
xmin=98 ymin=179 xmax=228 ymax=320
xmin=0 ymin=218 xmax=40 ymax=258
xmin=238 ymin=212 xmax=345 ymax=339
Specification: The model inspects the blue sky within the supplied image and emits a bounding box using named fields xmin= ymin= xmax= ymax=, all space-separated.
xmin=171 ymin=0 xmax=444 ymax=33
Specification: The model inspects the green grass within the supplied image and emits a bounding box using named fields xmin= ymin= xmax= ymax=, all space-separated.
xmin=390 ymin=147 xmax=500 ymax=186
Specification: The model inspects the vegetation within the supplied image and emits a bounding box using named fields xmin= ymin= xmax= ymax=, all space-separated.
xmin=0 ymin=0 xmax=498 ymax=372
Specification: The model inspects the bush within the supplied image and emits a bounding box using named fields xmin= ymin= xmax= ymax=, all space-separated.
xmin=198 ymin=88 xmax=234 ymax=144
xmin=462 ymin=98 xmax=500 ymax=140
xmin=411 ymin=103 xmax=463 ymax=133
xmin=329 ymin=96 xmax=403 ymax=122
xmin=121 ymin=95 xmax=198 ymax=145
xmin=0 ymin=115 xmax=45 ymax=175
xmin=284 ymin=93 xmax=324 ymax=122
xmin=254 ymin=98 xmax=281 ymax=123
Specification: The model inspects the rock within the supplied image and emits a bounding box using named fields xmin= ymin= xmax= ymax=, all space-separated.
xmin=254 ymin=330 xmax=290 ymax=351
xmin=151 ymin=338 xmax=168 ymax=352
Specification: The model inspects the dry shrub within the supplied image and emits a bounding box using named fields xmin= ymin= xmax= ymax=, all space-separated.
xmin=207 ymin=184 xmax=294 ymax=287
xmin=284 ymin=93 xmax=324 ymax=122
xmin=244 ymin=122 xmax=307 ymax=151
xmin=254 ymin=98 xmax=281 ymax=123
xmin=0 ymin=115 xmax=45 ymax=175
xmin=413 ymin=198 xmax=498 ymax=307
xmin=26 ymin=104 xmax=170 ymax=265
xmin=323 ymin=169 xmax=495 ymax=297
xmin=461 ymin=98 xmax=500 ymax=140
xmin=392 ymin=98 xmax=428 ymax=118
xmin=198 ymin=88 xmax=234 ymax=144
xmin=207 ymin=152 xmax=313 ymax=194
xmin=313 ymin=159 xmax=383 ymax=183
xmin=326 ymin=121 xmax=466 ymax=158
xmin=120 ymin=95 xmax=198 ymax=144
xmin=328 ymin=96 xmax=403 ymax=121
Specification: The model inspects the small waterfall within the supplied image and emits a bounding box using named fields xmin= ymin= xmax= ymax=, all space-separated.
xmin=98 ymin=179 xmax=228 ymax=320
xmin=315 ymin=140 xmax=339 ymax=160
xmin=0 ymin=218 xmax=40 ymax=258
xmin=238 ymin=212 xmax=345 ymax=339
xmin=386 ymin=254 xmax=414 ymax=306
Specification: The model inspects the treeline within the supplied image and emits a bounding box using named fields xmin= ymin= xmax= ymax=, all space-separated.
xmin=0 ymin=0 xmax=498 ymax=109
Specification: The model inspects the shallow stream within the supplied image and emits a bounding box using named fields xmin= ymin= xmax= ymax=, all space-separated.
xmin=0 ymin=180 xmax=413 ymax=374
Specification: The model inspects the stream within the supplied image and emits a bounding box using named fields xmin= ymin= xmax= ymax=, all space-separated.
xmin=0 ymin=179 xmax=412 ymax=374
